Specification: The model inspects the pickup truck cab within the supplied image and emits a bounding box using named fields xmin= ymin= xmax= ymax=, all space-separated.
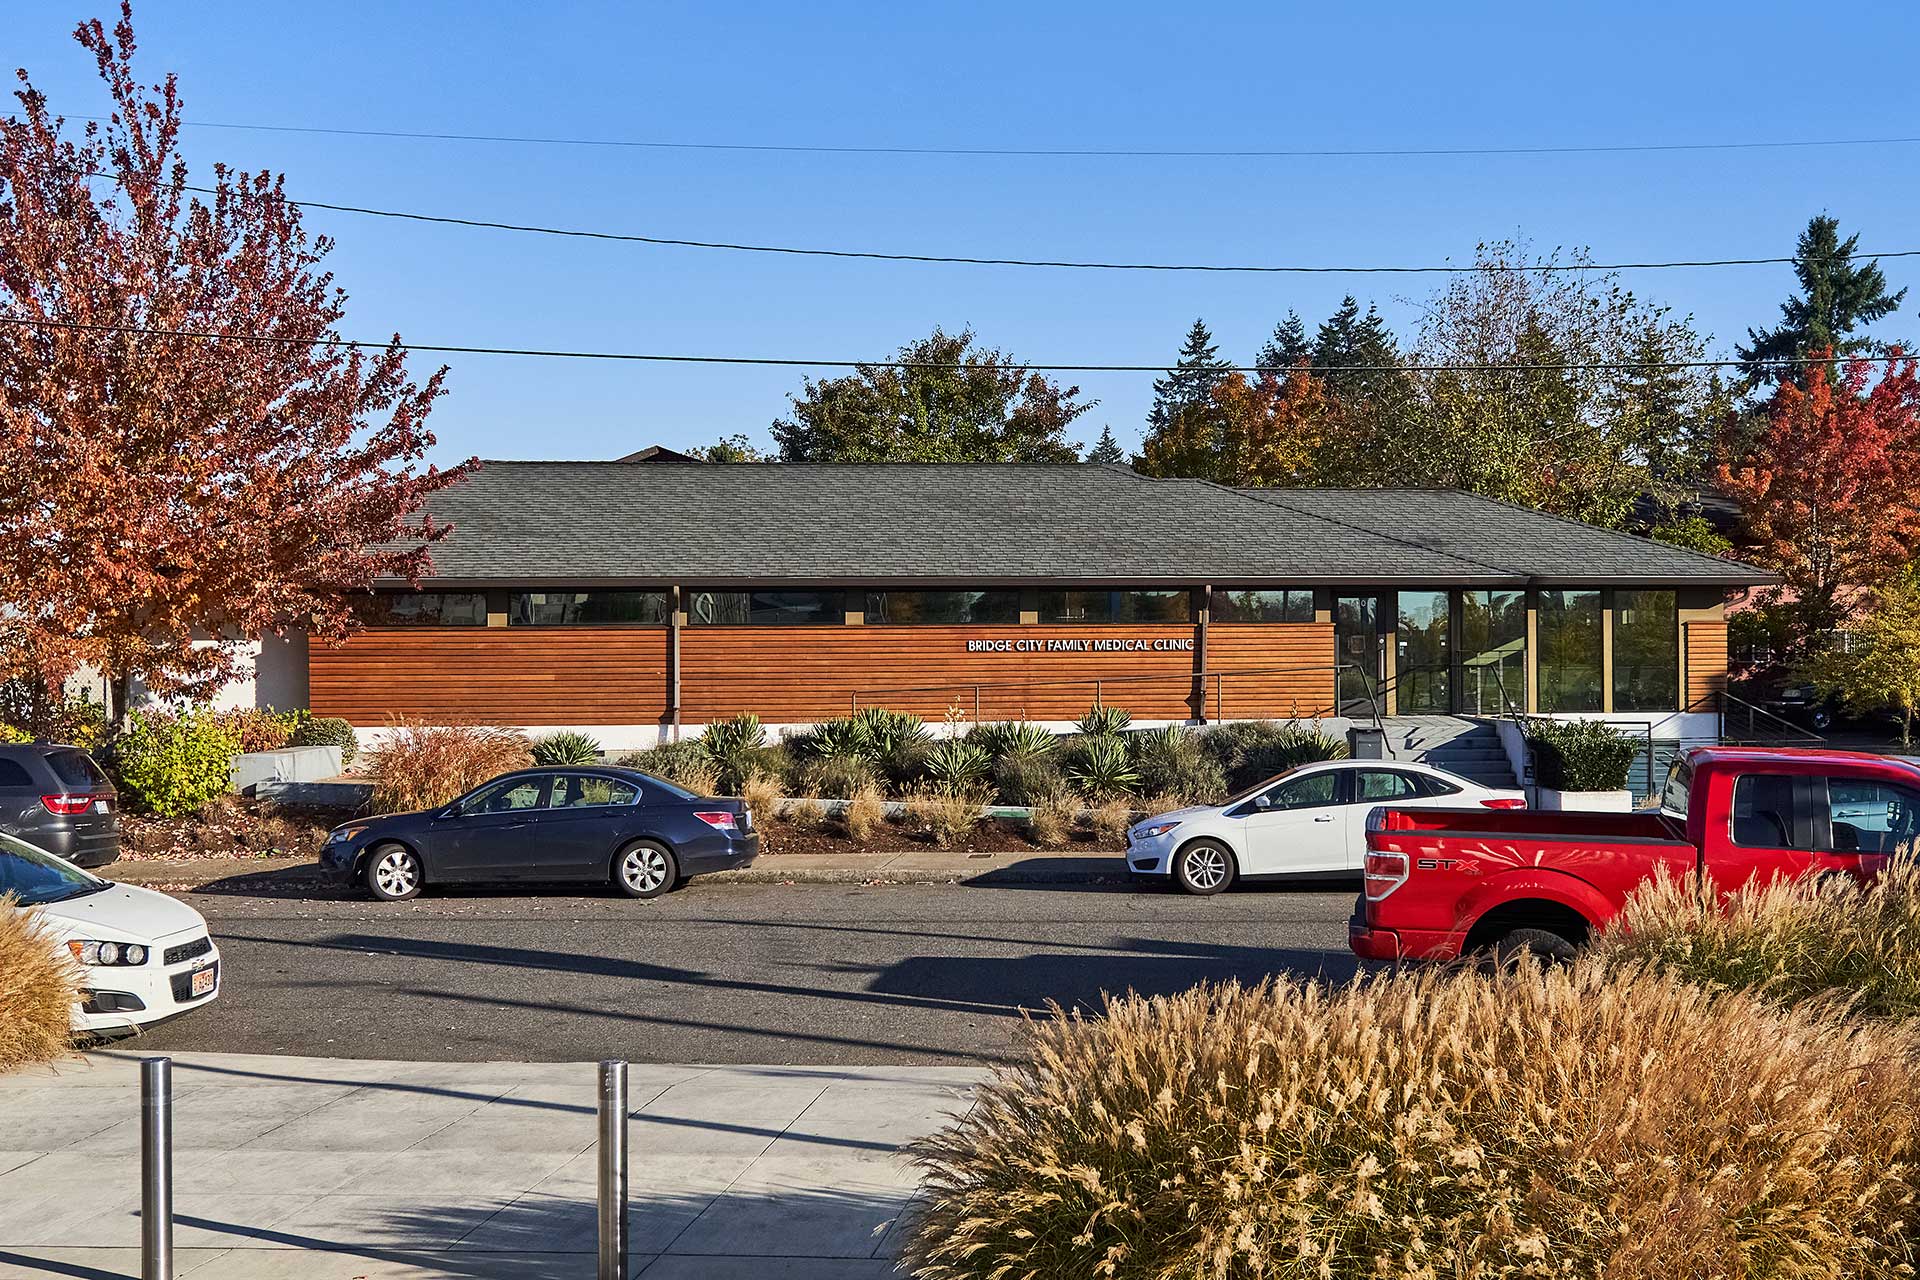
xmin=1350 ymin=746 xmax=1920 ymax=962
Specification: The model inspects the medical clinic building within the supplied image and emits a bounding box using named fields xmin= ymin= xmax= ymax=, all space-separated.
xmin=289 ymin=461 xmax=1768 ymax=748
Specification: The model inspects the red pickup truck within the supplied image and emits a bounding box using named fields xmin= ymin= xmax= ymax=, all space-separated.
xmin=1350 ymin=746 xmax=1920 ymax=963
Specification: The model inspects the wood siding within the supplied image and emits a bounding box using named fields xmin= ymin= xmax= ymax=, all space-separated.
xmin=680 ymin=625 xmax=1200 ymax=722
xmin=309 ymin=628 xmax=669 ymax=725
xmin=1203 ymin=623 xmax=1339 ymax=719
xmin=1684 ymin=620 xmax=1729 ymax=709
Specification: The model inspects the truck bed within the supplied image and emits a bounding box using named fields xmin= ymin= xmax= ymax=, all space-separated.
xmin=1372 ymin=806 xmax=1683 ymax=842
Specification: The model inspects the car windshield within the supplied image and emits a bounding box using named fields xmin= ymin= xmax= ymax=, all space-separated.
xmin=0 ymin=832 xmax=107 ymax=906
xmin=1220 ymin=764 xmax=1314 ymax=807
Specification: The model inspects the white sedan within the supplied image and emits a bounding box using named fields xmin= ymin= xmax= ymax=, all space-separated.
xmin=1126 ymin=759 xmax=1525 ymax=895
xmin=3 ymin=832 xmax=222 ymax=1034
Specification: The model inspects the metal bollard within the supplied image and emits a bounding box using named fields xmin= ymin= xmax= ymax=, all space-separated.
xmin=141 ymin=1057 xmax=173 ymax=1280
xmin=597 ymin=1059 xmax=629 ymax=1280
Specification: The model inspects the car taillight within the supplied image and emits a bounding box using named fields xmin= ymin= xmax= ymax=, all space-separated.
xmin=1363 ymin=850 xmax=1410 ymax=902
xmin=1479 ymin=796 xmax=1526 ymax=809
xmin=41 ymin=794 xmax=91 ymax=816
xmin=694 ymin=811 xmax=738 ymax=830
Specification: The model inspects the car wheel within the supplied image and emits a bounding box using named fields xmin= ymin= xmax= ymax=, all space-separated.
xmin=366 ymin=843 xmax=423 ymax=902
xmin=1492 ymin=927 xmax=1578 ymax=967
xmin=1172 ymin=840 xmax=1236 ymax=896
xmin=614 ymin=841 xmax=678 ymax=899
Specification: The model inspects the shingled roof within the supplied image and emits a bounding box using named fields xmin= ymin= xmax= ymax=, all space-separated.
xmin=390 ymin=461 xmax=1770 ymax=588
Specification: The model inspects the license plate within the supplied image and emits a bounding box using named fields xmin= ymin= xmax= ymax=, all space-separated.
xmin=190 ymin=966 xmax=216 ymax=998
xmin=94 ymin=799 xmax=110 ymax=814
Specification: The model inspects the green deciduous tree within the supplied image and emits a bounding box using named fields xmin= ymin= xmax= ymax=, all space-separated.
xmin=771 ymin=328 xmax=1089 ymax=462
xmin=693 ymin=433 xmax=771 ymax=462
xmin=1739 ymin=215 xmax=1908 ymax=388
xmin=1807 ymin=568 xmax=1920 ymax=746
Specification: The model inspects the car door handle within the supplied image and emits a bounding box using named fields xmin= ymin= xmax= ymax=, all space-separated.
xmin=1313 ymin=815 xmax=1336 ymax=823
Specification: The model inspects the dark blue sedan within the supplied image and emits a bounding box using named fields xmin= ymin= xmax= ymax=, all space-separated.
xmin=318 ymin=767 xmax=758 ymax=901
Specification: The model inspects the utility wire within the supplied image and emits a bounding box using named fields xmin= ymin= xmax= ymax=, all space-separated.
xmin=83 ymin=116 xmax=1920 ymax=160
xmin=2 ymin=314 xmax=1907 ymax=374
xmin=82 ymin=174 xmax=1920 ymax=275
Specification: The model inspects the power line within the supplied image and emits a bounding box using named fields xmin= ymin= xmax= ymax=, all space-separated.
xmin=3 ymin=314 xmax=1908 ymax=375
xmin=85 ymin=116 xmax=1920 ymax=160
xmin=93 ymin=176 xmax=1920 ymax=275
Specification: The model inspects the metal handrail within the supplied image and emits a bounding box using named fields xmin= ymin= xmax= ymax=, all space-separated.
xmin=1718 ymin=690 xmax=1825 ymax=746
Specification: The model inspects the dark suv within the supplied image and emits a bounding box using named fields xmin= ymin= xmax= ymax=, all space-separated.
xmin=0 ymin=744 xmax=120 ymax=868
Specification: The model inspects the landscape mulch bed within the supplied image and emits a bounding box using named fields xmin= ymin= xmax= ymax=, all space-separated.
xmin=117 ymin=797 xmax=1128 ymax=862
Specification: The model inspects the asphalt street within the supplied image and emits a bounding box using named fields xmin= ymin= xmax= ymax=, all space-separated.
xmin=126 ymin=881 xmax=1361 ymax=1064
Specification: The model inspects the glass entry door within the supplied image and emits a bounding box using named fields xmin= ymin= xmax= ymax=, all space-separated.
xmin=1333 ymin=595 xmax=1385 ymax=717
xmin=1395 ymin=590 xmax=1452 ymax=714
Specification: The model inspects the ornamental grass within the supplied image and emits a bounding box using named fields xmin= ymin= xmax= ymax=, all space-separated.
xmin=364 ymin=718 xmax=533 ymax=813
xmin=904 ymin=964 xmax=1920 ymax=1280
xmin=0 ymin=899 xmax=76 ymax=1071
xmin=1595 ymin=857 xmax=1920 ymax=1019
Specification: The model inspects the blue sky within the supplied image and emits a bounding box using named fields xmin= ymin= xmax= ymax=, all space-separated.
xmin=10 ymin=1 xmax=1918 ymax=467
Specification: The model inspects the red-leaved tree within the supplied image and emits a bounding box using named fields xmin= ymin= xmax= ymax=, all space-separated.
xmin=0 ymin=5 xmax=474 ymax=721
xmin=1717 ymin=350 xmax=1920 ymax=655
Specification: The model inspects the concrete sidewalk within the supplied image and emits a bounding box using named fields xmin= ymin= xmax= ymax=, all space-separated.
xmin=110 ymin=848 xmax=1132 ymax=892
xmin=0 ymin=1052 xmax=988 ymax=1278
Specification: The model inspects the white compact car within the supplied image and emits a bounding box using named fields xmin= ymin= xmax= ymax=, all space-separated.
xmin=2 ymin=832 xmax=221 ymax=1033
xmin=1126 ymin=759 xmax=1525 ymax=895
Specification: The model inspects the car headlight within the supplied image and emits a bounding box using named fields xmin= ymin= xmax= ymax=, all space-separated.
xmin=327 ymin=824 xmax=370 ymax=845
xmin=1136 ymin=821 xmax=1182 ymax=839
xmin=69 ymin=940 xmax=148 ymax=967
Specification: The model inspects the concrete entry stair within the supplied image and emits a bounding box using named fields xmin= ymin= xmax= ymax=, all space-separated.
xmin=1383 ymin=715 xmax=1518 ymax=788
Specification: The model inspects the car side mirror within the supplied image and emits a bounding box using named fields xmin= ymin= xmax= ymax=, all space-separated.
xmin=1254 ymin=794 xmax=1273 ymax=810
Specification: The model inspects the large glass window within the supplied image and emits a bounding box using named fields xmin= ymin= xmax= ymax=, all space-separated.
xmin=1040 ymin=589 xmax=1190 ymax=624
xmin=361 ymin=591 xmax=487 ymax=626
xmin=1209 ymin=589 xmax=1314 ymax=623
xmin=1613 ymin=589 xmax=1678 ymax=711
xmin=1396 ymin=590 xmax=1451 ymax=714
xmin=864 ymin=590 xmax=1020 ymax=625
xmin=1537 ymin=590 xmax=1603 ymax=712
xmin=510 ymin=591 xmax=669 ymax=626
xmin=688 ymin=590 xmax=845 ymax=625
xmin=1460 ymin=590 xmax=1527 ymax=715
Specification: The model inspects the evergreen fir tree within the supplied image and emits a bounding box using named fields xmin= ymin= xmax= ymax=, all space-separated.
xmin=1085 ymin=425 xmax=1126 ymax=464
xmin=1311 ymin=297 xmax=1365 ymax=374
xmin=1146 ymin=318 xmax=1232 ymax=432
xmin=1739 ymin=214 xmax=1907 ymax=387
xmin=1256 ymin=312 xmax=1311 ymax=372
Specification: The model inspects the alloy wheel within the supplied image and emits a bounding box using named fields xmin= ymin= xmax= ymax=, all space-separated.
xmin=1183 ymin=845 xmax=1228 ymax=892
xmin=622 ymin=846 xmax=670 ymax=895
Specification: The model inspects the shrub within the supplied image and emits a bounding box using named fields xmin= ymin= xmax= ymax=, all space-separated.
xmin=968 ymin=720 xmax=1057 ymax=764
xmin=923 ymin=739 xmax=992 ymax=792
xmin=288 ymin=715 xmax=358 ymax=768
xmin=0 ymin=683 xmax=108 ymax=748
xmin=0 ymin=898 xmax=77 ymax=1069
xmin=215 ymin=707 xmax=303 ymax=754
xmin=1062 ymin=734 xmax=1138 ymax=798
xmin=700 ymin=714 xmax=770 ymax=792
xmin=740 ymin=772 xmax=782 ymax=831
xmin=904 ymin=785 xmax=987 ymax=848
xmin=616 ymin=740 xmax=714 ymax=791
xmin=530 ymin=730 xmax=603 ymax=766
xmin=905 ymin=966 xmax=1920 ymax=1280
xmin=991 ymin=753 xmax=1064 ymax=806
xmin=854 ymin=706 xmax=930 ymax=777
xmin=1075 ymin=704 xmax=1131 ymax=737
xmin=1597 ymin=860 xmax=1920 ymax=1019
xmin=109 ymin=709 xmax=242 ymax=818
xmin=1527 ymin=717 xmax=1641 ymax=791
xmin=0 ymin=723 xmax=29 ymax=745
xmin=802 ymin=754 xmax=877 ymax=800
xmin=843 ymin=784 xmax=887 ymax=841
xmin=1198 ymin=717 xmax=1287 ymax=778
xmin=787 ymin=795 xmax=828 ymax=830
xmin=1026 ymin=795 xmax=1071 ymax=847
xmin=1130 ymin=725 xmax=1226 ymax=804
xmin=1199 ymin=718 xmax=1349 ymax=791
xmin=794 ymin=715 xmax=872 ymax=763
xmin=1087 ymin=795 xmax=1134 ymax=842
xmin=364 ymin=719 xmax=533 ymax=813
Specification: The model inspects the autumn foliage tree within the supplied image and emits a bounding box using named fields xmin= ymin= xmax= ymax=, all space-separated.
xmin=0 ymin=6 xmax=472 ymax=721
xmin=1135 ymin=366 xmax=1339 ymax=487
xmin=1717 ymin=351 xmax=1920 ymax=657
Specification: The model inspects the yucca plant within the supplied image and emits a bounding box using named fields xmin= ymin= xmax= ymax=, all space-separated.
xmin=799 ymin=716 xmax=874 ymax=762
xmin=922 ymin=739 xmax=992 ymax=792
xmin=529 ymin=730 xmax=603 ymax=766
xmin=700 ymin=714 xmax=769 ymax=792
xmin=970 ymin=720 xmax=1057 ymax=764
xmin=1064 ymin=733 xmax=1139 ymax=797
xmin=905 ymin=965 xmax=1920 ymax=1280
xmin=1075 ymin=703 xmax=1132 ymax=737
xmin=853 ymin=706 xmax=928 ymax=756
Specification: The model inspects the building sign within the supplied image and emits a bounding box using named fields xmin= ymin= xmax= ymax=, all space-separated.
xmin=966 ymin=637 xmax=1194 ymax=654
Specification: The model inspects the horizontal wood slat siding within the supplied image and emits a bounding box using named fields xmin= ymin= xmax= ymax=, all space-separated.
xmin=310 ymin=629 xmax=669 ymax=725
xmin=1684 ymin=620 xmax=1729 ymax=709
xmin=681 ymin=626 xmax=1199 ymax=722
xmin=1205 ymin=624 xmax=1338 ymax=719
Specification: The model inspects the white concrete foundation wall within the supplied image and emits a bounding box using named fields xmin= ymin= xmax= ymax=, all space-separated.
xmin=347 ymin=717 xmax=1242 ymax=754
